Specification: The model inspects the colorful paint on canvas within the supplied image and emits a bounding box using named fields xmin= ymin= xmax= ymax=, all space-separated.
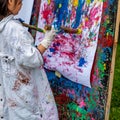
xmin=30 ymin=0 xmax=117 ymax=119
xmin=36 ymin=0 xmax=103 ymax=88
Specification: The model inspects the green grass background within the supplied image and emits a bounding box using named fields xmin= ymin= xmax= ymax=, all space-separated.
xmin=109 ymin=31 xmax=120 ymax=120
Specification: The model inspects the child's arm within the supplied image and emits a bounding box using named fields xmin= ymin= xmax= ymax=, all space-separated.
xmin=14 ymin=25 xmax=56 ymax=68
xmin=37 ymin=44 xmax=47 ymax=55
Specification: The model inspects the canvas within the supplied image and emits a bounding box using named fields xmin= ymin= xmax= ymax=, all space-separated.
xmin=30 ymin=0 xmax=117 ymax=119
xmin=35 ymin=0 xmax=103 ymax=88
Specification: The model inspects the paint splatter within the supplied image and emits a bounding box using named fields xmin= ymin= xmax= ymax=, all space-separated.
xmin=36 ymin=0 xmax=103 ymax=88
xmin=30 ymin=0 xmax=117 ymax=119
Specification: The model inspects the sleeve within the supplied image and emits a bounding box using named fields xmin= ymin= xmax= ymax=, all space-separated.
xmin=13 ymin=23 xmax=44 ymax=69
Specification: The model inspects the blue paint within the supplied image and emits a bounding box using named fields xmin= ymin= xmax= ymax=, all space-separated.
xmin=78 ymin=57 xmax=87 ymax=67
xmin=53 ymin=42 xmax=60 ymax=47
xmin=53 ymin=0 xmax=85 ymax=29
xmin=46 ymin=70 xmax=56 ymax=80
xmin=53 ymin=0 xmax=69 ymax=29
xmin=48 ymin=55 xmax=52 ymax=57
xmin=68 ymin=93 xmax=74 ymax=100
xmin=46 ymin=69 xmax=92 ymax=99
xmin=101 ymin=47 xmax=112 ymax=61
xmin=49 ymin=48 xmax=55 ymax=52
xmin=72 ymin=0 xmax=85 ymax=28
xmin=109 ymin=0 xmax=115 ymax=5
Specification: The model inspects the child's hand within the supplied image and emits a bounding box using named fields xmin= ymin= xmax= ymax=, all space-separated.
xmin=40 ymin=28 xmax=56 ymax=48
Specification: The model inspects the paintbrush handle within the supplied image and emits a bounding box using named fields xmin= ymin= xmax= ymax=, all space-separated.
xmin=44 ymin=25 xmax=52 ymax=31
xmin=44 ymin=25 xmax=80 ymax=34
xmin=22 ymin=22 xmax=81 ymax=34
xmin=60 ymin=26 xmax=79 ymax=34
xmin=22 ymin=22 xmax=46 ymax=33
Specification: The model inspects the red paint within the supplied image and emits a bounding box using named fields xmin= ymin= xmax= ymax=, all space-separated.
xmin=55 ymin=94 xmax=70 ymax=104
xmin=41 ymin=3 xmax=54 ymax=24
xmin=103 ymin=1 xmax=108 ymax=9
xmin=102 ymin=35 xmax=114 ymax=47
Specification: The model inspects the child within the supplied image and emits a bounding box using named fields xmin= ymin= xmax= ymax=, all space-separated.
xmin=0 ymin=0 xmax=59 ymax=120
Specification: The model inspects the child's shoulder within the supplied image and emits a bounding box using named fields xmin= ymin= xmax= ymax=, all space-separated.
xmin=7 ymin=18 xmax=24 ymax=31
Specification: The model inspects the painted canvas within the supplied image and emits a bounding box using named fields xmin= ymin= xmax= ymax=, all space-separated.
xmin=30 ymin=0 xmax=118 ymax=119
xmin=35 ymin=0 xmax=103 ymax=88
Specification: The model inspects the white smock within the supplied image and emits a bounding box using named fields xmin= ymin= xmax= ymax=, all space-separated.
xmin=0 ymin=15 xmax=59 ymax=120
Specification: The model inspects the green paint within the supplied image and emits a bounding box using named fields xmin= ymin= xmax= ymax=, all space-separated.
xmin=85 ymin=90 xmax=97 ymax=111
xmin=106 ymin=29 xmax=114 ymax=36
xmin=89 ymin=32 xmax=96 ymax=40
xmin=97 ymin=58 xmax=105 ymax=79
xmin=102 ymin=16 xmax=114 ymax=36
xmin=67 ymin=102 xmax=88 ymax=119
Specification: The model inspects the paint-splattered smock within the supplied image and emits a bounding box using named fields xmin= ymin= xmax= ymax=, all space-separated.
xmin=0 ymin=15 xmax=59 ymax=120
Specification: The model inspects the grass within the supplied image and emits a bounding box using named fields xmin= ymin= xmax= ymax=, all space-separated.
xmin=109 ymin=38 xmax=120 ymax=119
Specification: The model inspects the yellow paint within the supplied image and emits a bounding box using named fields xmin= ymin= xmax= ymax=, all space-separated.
xmin=72 ymin=0 xmax=79 ymax=7
xmin=104 ymin=63 xmax=106 ymax=70
xmin=48 ymin=0 xmax=51 ymax=4
xmin=77 ymin=28 xmax=82 ymax=34
xmin=55 ymin=71 xmax=61 ymax=78
xmin=85 ymin=17 xmax=89 ymax=21
xmin=107 ymin=32 xmax=109 ymax=36
xmin=59 ymin=4 xmax=62 ymax=8
xmin=95 ymin=0 xmax=103 ymax=3
xmin=86 ymin=0 xmax=91 ymax=5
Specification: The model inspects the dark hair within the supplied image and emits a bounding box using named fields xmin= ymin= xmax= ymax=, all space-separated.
xmin=0 ymin=0 xmax=8 ymax=17
xmin=0 ymin=0 xmax=18 ymax=18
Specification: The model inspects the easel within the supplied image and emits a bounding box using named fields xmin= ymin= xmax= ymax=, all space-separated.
xmin=105 ymin=0 xmax=120 ymax=119
xmin=28 ymin=0 xmax=120 ymax=119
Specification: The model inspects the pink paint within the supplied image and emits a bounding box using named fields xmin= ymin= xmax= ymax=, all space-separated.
xmin=79 ymin=99 xmax=86 ymax=107
xmin=41 ymin=2 xmax=54 ymax=24
xmin=67 ymin=89 xmax=75 ymax=95
xmin=91 ymin=118 xmax=95 ymax=120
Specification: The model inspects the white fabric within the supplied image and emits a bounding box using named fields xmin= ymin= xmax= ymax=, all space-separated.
xmin=0 ymin=15 xmax=59 ymax=120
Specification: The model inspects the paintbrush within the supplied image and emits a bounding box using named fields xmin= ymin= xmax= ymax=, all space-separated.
xmin=19 ymin=18 xmax=81 ymax=34
xmin=18 ymin=18 xmax=46 ymax=33
xmin=22 ymin=22 xmax=46 ymax=33
xmin=43 ymin=25 xmax=81 ymax=34
xmin=60 ymin=26 xmax=81 ymax=34
xmin=44 ymin=25 xmax=82 ymax=34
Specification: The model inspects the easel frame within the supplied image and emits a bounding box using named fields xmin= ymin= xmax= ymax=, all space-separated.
xmin=105 ymin=0 xmax=120 ymax=119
